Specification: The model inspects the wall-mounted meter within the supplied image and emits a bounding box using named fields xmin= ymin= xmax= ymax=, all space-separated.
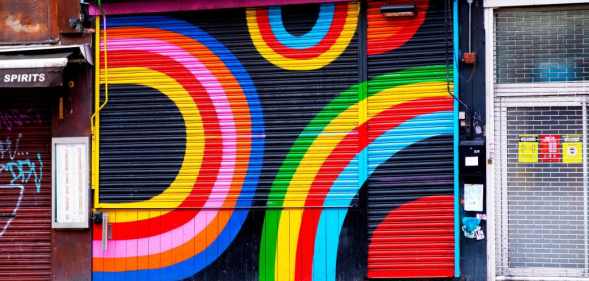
xmin=460 ymin=138 xmax=485 ymax=181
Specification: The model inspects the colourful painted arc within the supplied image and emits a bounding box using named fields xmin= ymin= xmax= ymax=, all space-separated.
xmin=309 ymin=112 xmax=453 ymax=281
xmin=298 ymin=104 xmax=453 ymax=281
xmin=93 ymin=16 xmax=265 ymax=281
xmin=259 ymin=65 xmax=453 ymax=281
xmin=247 ymin=2 xmax=359 ymax=70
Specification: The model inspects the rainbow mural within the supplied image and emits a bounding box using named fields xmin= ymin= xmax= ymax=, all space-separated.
xmin=94 ymin=1 xmax=456 ymax=280
xmin=259 ymin=65 xmax=453 ymax=281
xmin=246 ymin=2 xmax=358 ymax=70
xmin=93 ymin=16 xmax=264 ymax=280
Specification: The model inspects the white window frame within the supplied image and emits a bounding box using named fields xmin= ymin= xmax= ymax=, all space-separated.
xmin=485 ymin=3 xmax=589 ymax=281
xmin=485 ymin=0 xmax=589 ymax=8
xmin=51 ymin=137 xmax=90 ymax=229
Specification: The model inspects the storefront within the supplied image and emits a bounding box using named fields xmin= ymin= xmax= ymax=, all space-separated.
xmin=0 ymin=45 xmax=92 ymax=281
xmin=91 ymin=0 xmax=459 ymax=280
xmin=485 ymin=1 xmax=589 ymax=280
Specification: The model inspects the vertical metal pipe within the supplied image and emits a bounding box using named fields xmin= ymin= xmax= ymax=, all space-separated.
xmin=453 ymin=0 xmax=461 ymax=278
xmin=468 ymin=0 xmax=472 ymax=52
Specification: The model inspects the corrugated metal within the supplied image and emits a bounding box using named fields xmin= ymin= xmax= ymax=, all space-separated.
xmin=97 ymin=2 xmax=360 ymax=207
xmin=94 ymin=3 xmax=363 ymax=281
xmin=98 ymin=83 xmax=190 ymax=204
xmin=0 ymin=92 xmax=52 ymax=281
xmin=243 ymin=1 xmax=360 ymax=206
xmin=366 ymin=0 xmax=455 ymax=278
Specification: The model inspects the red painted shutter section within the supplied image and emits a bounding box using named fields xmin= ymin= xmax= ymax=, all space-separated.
xmin=0 ymin=92 xmax=52 ymax=281
xmin=368 ymin=196 xmax=455 ymax=278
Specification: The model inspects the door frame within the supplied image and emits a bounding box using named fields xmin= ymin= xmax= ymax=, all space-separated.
xmin=485 ymin=2 xmax=589 ymax=280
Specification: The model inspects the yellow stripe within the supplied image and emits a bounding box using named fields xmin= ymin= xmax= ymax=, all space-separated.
xmin=246 ymin=2 xmax=359 ymax=71
xmin=274 ymin=82 xmax=449 ymax=281
xmin=96 ymin=67 xmax=204 ymax=222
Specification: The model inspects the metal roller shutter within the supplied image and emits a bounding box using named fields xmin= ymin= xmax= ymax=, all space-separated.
xmin=97 ymin=2 xmax=360 ymax=207
xmin=365 ymin=0 xmax=456 ymax=278
xmin=0 ymin=92 xmax=52 ymax=281
xmin=94 ymin=4 xmax=362 ymax=280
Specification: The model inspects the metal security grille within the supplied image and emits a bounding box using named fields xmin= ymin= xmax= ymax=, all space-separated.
xmin=491 ymin=4 xmax=589 ymax=280
xmin=494 ymin=98 xmax=588 ymax=278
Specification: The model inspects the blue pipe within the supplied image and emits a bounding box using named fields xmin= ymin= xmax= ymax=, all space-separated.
xmin=452 ymin=0 xmax=461 ymax=277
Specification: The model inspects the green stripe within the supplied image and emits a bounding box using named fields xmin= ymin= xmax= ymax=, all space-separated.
xmin=259 ymin=65 xmax=449 ymax=281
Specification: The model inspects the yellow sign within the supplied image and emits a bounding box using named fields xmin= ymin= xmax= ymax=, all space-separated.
xmin=563 ymin=135 xmax=582 ymax=164
xmin=518 ymin=135 xmax=538 ymax=163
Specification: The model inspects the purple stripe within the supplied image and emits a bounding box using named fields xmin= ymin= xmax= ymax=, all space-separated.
xmin=90 ymin=0 xmax=349 ymax=16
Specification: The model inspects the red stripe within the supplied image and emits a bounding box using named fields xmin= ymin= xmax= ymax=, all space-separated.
xmin=256 ymin=3 xmax=349 ymax=60
xmin=295 ymin=97 xmax=452 ymax=280
xmin=94 ymin=50 xmax=223 ymax=240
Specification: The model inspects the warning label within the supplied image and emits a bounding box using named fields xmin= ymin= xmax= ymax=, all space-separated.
xmin=539 ymin=134 xmax=561 ymax=163
xmin=518 ymin=135 xmax=538 ymax=163
xmin=562 ymin=135 xmax=582 ymax=164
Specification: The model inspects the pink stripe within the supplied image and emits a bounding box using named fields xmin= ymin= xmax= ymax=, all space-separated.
xmin=94 ymin=37 xmax=238 ymax=258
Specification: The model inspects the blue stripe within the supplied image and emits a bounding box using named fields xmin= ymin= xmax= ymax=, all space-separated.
xmin=268 ymin=3 xmax=334 ymax=49
xmin=95 ymin=16 xmax=264 ymax=281
xmin=452 ymin=0 xmax=461 ymax=277
xmin=313 ymin=112 xmax=454 ymax=281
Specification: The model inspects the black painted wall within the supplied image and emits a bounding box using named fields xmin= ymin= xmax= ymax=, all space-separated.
xmin=459 ymin=0 xmax=486 ymax=130
xmin=458 ymin=0 xmax=487 ymax=281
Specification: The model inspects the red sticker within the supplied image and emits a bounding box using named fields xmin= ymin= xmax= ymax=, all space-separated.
xmin=539 ymin=134 xmax=561 ymax=162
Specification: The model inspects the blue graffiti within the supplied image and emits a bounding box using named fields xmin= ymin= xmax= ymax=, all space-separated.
xmin=0 ymin=135 xmax=43 ymax=193
xmin=0 ymin=153 xmax=43 ymax=193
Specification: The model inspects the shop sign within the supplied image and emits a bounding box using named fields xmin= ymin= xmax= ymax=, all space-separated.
xmin=562 ymin=135 xmax=583 ymax=164
xmin=518 ymin=134 xmax=538 ymax=163
xmin=0 ymin=68 xmax=63 ymax=88
xmin=539 ymin=134 xmax=561 ymax=163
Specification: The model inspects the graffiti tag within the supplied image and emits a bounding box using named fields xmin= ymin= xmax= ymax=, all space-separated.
xmin=0 ymin=134 xmax=43 ymax=192
xmin=0 ymin=133 xmax=20 ymax=160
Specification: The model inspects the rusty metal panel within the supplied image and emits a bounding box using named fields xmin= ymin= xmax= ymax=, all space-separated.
xmin=0 ymin=92 xmax=52 ymax=281
xmin=0 ymin=0 xmax=56 ymax=44
xmin=58 ymin=0 xmax=80 ymax=34
xmin=366 ymin=0 xmax=456 ymax=278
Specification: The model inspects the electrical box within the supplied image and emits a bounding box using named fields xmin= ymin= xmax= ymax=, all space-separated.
xmin=460 ymin=138 xmax=485 ymax=181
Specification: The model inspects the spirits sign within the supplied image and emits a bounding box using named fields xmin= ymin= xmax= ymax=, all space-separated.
xmin=0 ymin=68 xmax=63 ymax=88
